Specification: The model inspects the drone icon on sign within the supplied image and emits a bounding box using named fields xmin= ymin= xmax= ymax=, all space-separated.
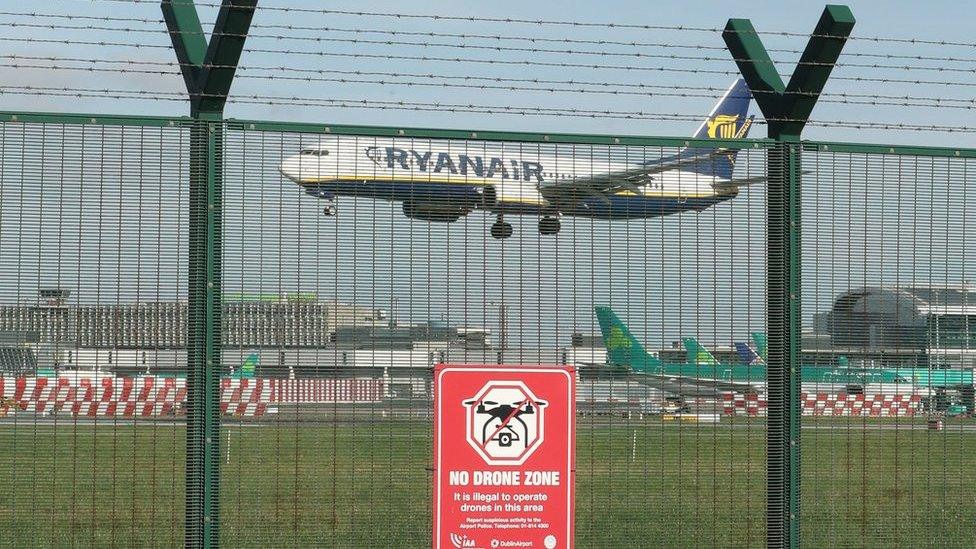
xmin=462 ymin=381 xmax=548 ymax=466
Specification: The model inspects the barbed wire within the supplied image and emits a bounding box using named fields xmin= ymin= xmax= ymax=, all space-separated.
xmin=9 ymin=35 xmax=976 ymax=87
xmin=3 ymin=20 xmax=975 ymax=74
xmin=233 ymin=70 xmax=976 ymax=106
xmin=3 ymin=84 xmax=973 ymax=133
xmin=54 ymin=0 xmax=976 ymax=48
xmin=7 ymin=4 xmax=973 ymax=136
xmin=227 ymin=75 xmax=976 ymax=110
xmin=7 ymin=60 xmax=974 ymax=111
xmin=7 ymin=54 xmax=976 ymax=106
xmin=0 ymin=11 xmax=163 ymax=25
xmin=241 ymin=40 xmax=975 ymax=74
xmin=6 ymin=11 xmax=976 ymax=65
xmin=0 ymin=36 xmax=171 ymax=50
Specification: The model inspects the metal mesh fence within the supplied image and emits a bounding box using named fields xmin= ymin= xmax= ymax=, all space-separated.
xmin=1 ymin=117 xmax=974 ymax=547
xmin=800 ymin=147 xmax=976 ymax=547
xmin=0 ymin=120 xmax=188 ymax=546
xmin=214 ymin=127 xmax=770 ymax=546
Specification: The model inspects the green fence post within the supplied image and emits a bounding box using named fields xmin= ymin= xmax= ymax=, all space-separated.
xmin=161 ymin=1 xmax=256 ymax=546
xmin=723 ymin=5 xmax=855 ymax=547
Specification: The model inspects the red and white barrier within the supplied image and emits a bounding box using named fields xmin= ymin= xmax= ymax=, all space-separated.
xmin=0 ymin=376 xmax=386 ymax=418
xmin=722 ymin=392 xmax=924 ymax=417
xmin=269 ymin=378 xmax=386 ymax=404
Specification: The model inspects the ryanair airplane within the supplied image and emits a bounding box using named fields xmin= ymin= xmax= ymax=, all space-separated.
xmin=280 ymin=79 xmax=759 ymax=239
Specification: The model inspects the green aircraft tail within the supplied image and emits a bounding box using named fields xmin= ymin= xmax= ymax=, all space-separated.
xmin=595 ymin=306 xmax=662 ymax=373
xmin=232 ymin=353 xmax=259 ymax=379
xmin=683 ymin=337 xmax=720 ymax=365
xmin=751 ymin=332 xmax=768 ymax=362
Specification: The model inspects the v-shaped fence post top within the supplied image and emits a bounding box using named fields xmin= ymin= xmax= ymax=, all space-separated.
xmin=161 ymin=0 xmax=257 ymax=117
xmin=724 ymin=5 xmax=855 ymax=139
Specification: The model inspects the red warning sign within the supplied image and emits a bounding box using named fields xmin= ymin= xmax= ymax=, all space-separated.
xmin=433 ymin=364 xmax=575 ymax=549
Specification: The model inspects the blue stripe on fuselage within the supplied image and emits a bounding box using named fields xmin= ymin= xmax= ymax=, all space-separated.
xmin=302 ymin=180 xmax=734 ymax=219
xmin=304 ymin=180 xmax=484 ymax=201
xmin=562 ymin=193 xmax=733 ymax=219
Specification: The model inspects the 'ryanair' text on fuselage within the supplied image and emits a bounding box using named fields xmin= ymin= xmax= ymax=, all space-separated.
xmin=366 ymin=147 xmax=545 ymax=182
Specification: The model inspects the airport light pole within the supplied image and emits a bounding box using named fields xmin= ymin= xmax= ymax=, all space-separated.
xmin=488 ymin=300 xmax=508 ymax=354
xmin=161 ymin=1 xmax=256 ymax=546
xmin=723 ymin=5 xmax=855 ymax=548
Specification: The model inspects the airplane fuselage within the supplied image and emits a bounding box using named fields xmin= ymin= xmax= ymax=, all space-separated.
xmin=634 ymin=360 xmax=973 ymax=388
xmin=279 ymin=137 xmax=737 ymax=221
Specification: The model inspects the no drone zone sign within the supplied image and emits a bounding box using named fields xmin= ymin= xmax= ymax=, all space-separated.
xmin=433 ymin=364 xmax=575 ymax=549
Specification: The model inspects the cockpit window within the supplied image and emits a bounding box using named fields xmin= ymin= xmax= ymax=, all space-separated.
xmin=300 ymin=149 xmax=329 ymax=156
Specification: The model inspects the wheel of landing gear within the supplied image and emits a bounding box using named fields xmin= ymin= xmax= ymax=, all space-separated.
xmin=491 ymin=221 xmax=513 ymax=240
xmin=491 ymin=223 xmax=504 ymax=240
xmin=539 ymin=216 xmax=560 ymax=235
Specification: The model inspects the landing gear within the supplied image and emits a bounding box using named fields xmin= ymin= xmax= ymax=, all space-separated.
xmin=538 ymin=216 xmax=560 ymax=235
xmin=322 ymin=200 xmax=336 ymax=216
xmin=491 ymin=215 xmax=513 ymax=240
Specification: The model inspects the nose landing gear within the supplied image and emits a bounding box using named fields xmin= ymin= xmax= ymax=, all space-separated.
xmin=490 ymin=215 xmax=513 ymax=240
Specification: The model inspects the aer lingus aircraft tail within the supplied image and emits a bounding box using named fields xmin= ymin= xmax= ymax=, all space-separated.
xmin=595 ymin=306 xmax=763 ymax=396
xmin=747 ymin=331 xmax=852 ymax=368
xmin=230 ymin=353 xmax=259 ymax=379
xmin=751 ymin=332 xmax=768 ymax=362
xmin=594 ymin=306 xmax=663 ymax=373
xmin=683 ymin=337 xmax=721 ymax=365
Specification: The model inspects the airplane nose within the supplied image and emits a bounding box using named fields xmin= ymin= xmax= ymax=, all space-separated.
xmin=279 ymin=155 xmax=302 ymax=183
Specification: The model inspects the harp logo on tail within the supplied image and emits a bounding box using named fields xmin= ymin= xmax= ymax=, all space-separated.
xmin=706 ymin=114 xmax=740 ymax=138
xmin=607 ymin=325 xmax=632 ymax=351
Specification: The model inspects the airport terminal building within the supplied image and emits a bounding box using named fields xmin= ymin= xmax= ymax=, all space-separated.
xmin=0 ymin=290 xmax=389 ymax=350
xmin=817 ymin=285 xmax=976 ymax=367
xmin=0 ymin=289 xmax=493 ymax=375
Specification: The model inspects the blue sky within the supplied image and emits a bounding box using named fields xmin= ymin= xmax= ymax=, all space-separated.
xmin=1 ymin=0 xmax=974 ymax=147
xmin=0 ymin=2 xmax=974 ymax=348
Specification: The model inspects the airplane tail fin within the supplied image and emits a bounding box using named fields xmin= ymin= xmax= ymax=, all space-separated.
xmin=751 ymin=332 xmax=768 ymax=362
xmin=682 ymin=79 xmax=754 ymax=179
xmin=683 ymin=337 xmax=720 ymax=365
xmin=232 ymin=353 xmax=259 ymax=379
xmin=595 ymin=306 xmax=662 ymax=373
xmin=735 ymin=342 xmax=763 ymax=366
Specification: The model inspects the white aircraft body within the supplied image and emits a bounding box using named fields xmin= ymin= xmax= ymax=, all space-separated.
xmin=280 ymin=79 xmax=760 ymax=239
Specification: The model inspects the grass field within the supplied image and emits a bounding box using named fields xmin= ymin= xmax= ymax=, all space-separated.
xmin=1 ymin=416 xmax=974 ymax=547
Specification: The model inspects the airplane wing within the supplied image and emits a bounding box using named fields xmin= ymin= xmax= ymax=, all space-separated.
xmin=538 ymin=150 xmax=771 ymax=208
xmin=578 ymin=362 xmax=761 ymax=397
xmin=537 ymin=148 xmax=738 ymax=205
xmin=538 ymin=112 xmax=759 ymax=207
xmin=710 ymin=174 xmax=769 ymax=193
xmin=630 ymin=373 xmax=761 ymax=398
